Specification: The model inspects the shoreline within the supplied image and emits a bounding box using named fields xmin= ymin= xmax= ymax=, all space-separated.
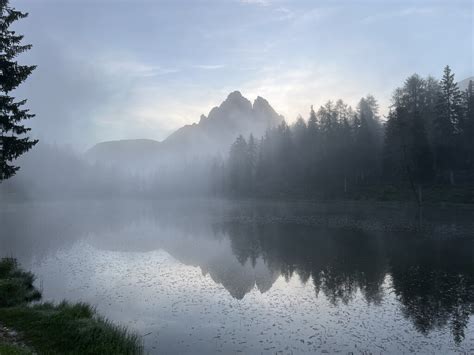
xmin=0 ymin=258 xmax=143 ymax=355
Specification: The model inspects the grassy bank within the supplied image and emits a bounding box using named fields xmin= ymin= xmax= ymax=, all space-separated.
xmin=0 ymin=258 xmax=142 ymax=354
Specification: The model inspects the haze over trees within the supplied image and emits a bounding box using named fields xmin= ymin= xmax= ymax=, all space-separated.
xmin=217 ymin=66 xmax=473 ymax=204
xmin=1 ymin=61 xmax=472 ymax=204
xmin=0 ymin=0 xmax=37 ymax=181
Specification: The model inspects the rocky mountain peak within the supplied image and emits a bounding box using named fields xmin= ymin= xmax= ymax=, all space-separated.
xmin=221 ymin=90 xmax=252 ymax=110
xmin=87 ymin=91 xmax=284 ymax=169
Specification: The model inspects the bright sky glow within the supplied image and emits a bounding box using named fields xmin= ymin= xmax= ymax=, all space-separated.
xmin=13 ymin=0 xmax=473 ymax=149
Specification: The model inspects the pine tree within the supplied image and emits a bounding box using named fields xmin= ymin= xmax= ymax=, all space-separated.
xmin=401 ymin=74 xmax=426 ymax=113
xmin=410 ymin=111 xmax=434 ymax=204
xmin=0 ymin=0 xmax=37 ymax=181
xmin=307 ymin=105 xmax=318 ymax=132
xmin=384 ymin=75 xmax=435 ymax=204
xmin=247 ymin=134 xmax=257 ymax=192
xmin=338 ymin=108 xmax=353 ymax=193
xmin=423 ymin=76 xmax=441 ymax=143
xmin=463 ymin=80 xmax=474 ymax=171
xmin=306 ymin=105 xmax=320 ymax=184
xmin=354 ymin=96 xmax=381 ymax=184
xmin=433 ymin=66 xmax=463 ymax=184
xmin=438 ymin=65 xmax=463 ymax=129
xmin=292 ymin=115 xmax=308 ymax=186
xmin=228 ymin=135 xmax=249 ymax=194
xmin=383 ymin=108 xmax=404 ymax=179
xmin=292 ymin=115 xmax=307 ymax=143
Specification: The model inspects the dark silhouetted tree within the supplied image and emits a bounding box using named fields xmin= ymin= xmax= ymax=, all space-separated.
xmin=354 ymin=96 xmax=382 ymax=184
xmin=247 ymin=133 xmax=257 ymax=192
xmin=384 ymin=74 xmax=435 ymax=204
xmin=461 ymin=80 xmax=474 ymax=172
xmin=433 ymin=65 xmax=463 ymax=184
xmin=228 ymin=135 xmax=249 ymax=194
xmin=221 ymin=65 xmax=472 ymax=200
xmin=0 ymin=0 xmax=37 ymax=181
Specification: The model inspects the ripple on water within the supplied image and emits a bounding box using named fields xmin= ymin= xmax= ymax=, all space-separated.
xmin=29 ymin=241 xmax=474 ymax=354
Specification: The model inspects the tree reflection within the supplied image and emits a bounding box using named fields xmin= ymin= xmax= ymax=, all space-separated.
xmin=220 ymin=221 xmax=388 ymax=305
xmin=218 ymin=221 xmax=474 ymax=344
xmin=390 ymin=238 xmax=474 ymax=344
xmin=2 ymin=200 xmax=473 ymax=344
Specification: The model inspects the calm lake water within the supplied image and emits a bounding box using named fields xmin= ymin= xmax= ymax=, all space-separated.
xmin=1 ymin=199 xmax=473 ymax=354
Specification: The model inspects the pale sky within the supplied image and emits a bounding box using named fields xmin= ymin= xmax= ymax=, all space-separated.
xmin=12 ymin=0 xmax=473 ymax=150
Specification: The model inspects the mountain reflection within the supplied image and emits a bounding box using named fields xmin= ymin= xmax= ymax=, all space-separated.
xmin=1 ymin=200 xmax=473 ymax=344
xmin=220 ymin=222 xmax=387 ymax=305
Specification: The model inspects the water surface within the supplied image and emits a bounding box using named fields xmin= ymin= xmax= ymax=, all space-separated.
xmin=1 ymin=199 xmax=473 ymax=354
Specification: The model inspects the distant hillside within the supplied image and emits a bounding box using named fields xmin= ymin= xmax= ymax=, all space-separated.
xmin=459 ymin=76 xmax=474 ymax=91
xmin=86 ymin=139 xmax=161 ymax=169
xmin=85 ymin=91 xmax=284 ymax=172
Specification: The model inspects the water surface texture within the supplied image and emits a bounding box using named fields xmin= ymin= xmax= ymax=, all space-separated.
xmin=1 ymin=199 xmax=473 ymax=354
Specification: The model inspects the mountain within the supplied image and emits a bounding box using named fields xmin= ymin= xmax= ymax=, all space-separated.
xmin=458 ymin=76 xmax=474 ymax=91
xmin=86 ymin=139 xmax=161 ymax=168
xmin=162 ymin=91 xmax=282 ymax=154
xmin=85 ymin=91 xmax=284 ymax=171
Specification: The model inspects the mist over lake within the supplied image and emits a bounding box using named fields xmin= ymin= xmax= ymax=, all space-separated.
xmin=1 ymin=199 xmax=473 ymax=353
xmin=0 ymin=0 xmax=473 ymax=353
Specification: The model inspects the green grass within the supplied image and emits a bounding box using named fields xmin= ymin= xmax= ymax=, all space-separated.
xmin=0 ymin=343 xmax=32 ymax=355
xmin=0 ymin=258 xmax=143 ymax=355
xmin=0 ymin=258 xmax=41 ymax=308
xmin=0 ymin=303 xmax=142 ymax=354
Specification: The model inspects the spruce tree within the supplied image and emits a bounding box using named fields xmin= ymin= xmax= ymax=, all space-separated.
xmin=0 ymin=0 xmax=37 ymax=181
xmin=228 ymin=135 xmax=249 ymax=194
xmin=247 ymin=134 xmax=257 ymax=192
xmin=354 ymin=96 xmax=381 ymax=184
xmin=306 ymin=105 xmax=320 ymax=184
xmin=437 ymin=65 xmax=463 ymax=129
xmin=410 ymin=111 xmax=434 ymax=204
xmin=463 ymin=80 xmax=474 ymax=171
xmin=433 ymin=66 xmax=462 ymax=183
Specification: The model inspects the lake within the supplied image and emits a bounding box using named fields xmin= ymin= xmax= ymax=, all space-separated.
xmin=1 ymin=199 xmax=473 ymax=354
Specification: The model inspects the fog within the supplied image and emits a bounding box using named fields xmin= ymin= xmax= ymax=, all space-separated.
xmin=1 ymin=1 xmax=473 ymax=354
xmin=2 ymin=71 xmax=473 ymax=205
xmin=11 ymin=0 xmax=472 ymax=149
xmin=2 ymin=199 xmax=473 ymax=352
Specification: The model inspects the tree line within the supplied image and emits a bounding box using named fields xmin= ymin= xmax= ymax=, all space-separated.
xmin=213 ymin=66 xmax=474 ymax=204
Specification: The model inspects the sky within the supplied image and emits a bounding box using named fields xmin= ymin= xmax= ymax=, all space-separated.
xmin=12 ymin=0 xmax=474 ymax=150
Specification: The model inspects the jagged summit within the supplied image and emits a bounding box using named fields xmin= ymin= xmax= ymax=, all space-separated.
xmin=199 ymin=114 xmax=207 ymax=124
xmin=86 ymin=91 xmax=284 ymax=170
xmin=206 ymin=91 xmax=253 ymax=122
xmin=227 ymin=90 xmax=245 ymax=100
xmin=253 ymin=95 xmax=268 ymax=106
xmin=253 ymin=95 xmax=283 ymax=125
xmin=163 ymin=91 xmax=283 ymax=150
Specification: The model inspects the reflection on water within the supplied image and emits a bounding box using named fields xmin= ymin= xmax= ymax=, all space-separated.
xmin=0 ymin=199 xmax=473 ymax=353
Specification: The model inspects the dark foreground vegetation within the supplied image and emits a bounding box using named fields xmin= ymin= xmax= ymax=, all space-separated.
xmin=0 ymin=258 xmax=142 ymax=354
xmin=216 ymin=67 xmax=474 ymax=205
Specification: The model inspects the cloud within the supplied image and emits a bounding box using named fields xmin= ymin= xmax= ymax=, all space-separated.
xmin=240 ymin=0 xmax=271 ymax=6
xmin=101 ymin=58 xmax=180 ymax=78
xmin=19 ymin=37 xmax=184 ymax=149
xmin=192 ymin=64 xmax=225 ymax=70
xmin=361 ymin=7 xmax=436 ymax=24
xmin=14 ymin=0 xmax=470 ymax=150
xmin=274 ymin=7 xmax=295 ymax=21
